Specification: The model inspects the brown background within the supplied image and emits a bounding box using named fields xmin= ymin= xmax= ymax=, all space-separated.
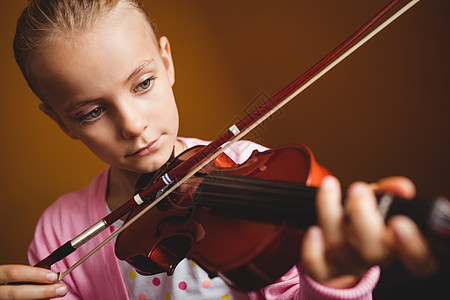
xmin=0 ymin=0 xmax=449 ymax=297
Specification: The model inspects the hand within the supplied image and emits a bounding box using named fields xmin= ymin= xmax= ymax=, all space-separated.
xmin=300 ymin=176 xmax=438 ymax=288
xmin=0 ymin=265 xmax=67 ymax=299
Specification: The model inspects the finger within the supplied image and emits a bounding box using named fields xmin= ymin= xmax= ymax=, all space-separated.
xmin=0 ymin=265 xmax=57 ymax=284
xmin=370 ymin=176 xmax=416 ymax=199
xmin=389 ymin=215 xmax=438 ymax=277
xmin=316 ymin=176 xmax=344 ymax=247
xmin=0 ymin=283 xmax=67 ymax=299
xmin=345 ymin=182 xmax=392 ymax=264
xmin=301 ymin=226 xmax=329 ymax=281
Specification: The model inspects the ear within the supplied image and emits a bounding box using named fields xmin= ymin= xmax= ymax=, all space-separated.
xmin=159 ymin=36 xmax=175 ymax=87
xmin=39 ymin=103 xmax=79 ymax=140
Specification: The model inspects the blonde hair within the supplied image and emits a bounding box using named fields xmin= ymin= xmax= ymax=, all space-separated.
xmin=13 ymin=0 xmax=158 ymax=97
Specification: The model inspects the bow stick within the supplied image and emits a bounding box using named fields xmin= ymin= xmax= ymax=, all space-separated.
xmin=34 ymin=0 xmax=421 ymax=280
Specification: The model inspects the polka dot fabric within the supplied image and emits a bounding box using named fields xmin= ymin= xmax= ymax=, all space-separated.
xmin=112 ymin=217 xmax=250 ymax=300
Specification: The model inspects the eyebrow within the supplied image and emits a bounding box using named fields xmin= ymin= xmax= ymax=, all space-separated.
xmin=64 ymin=99 xmax=100 ymax=113
xmin=64 ymin=59 xmax=155 ymax=113
xmin=127 ymin=59 xmax=154 ymax=82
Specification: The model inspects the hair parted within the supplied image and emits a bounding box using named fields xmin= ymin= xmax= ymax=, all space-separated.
xmin=13 ymin=0 xmax=158 ymax=97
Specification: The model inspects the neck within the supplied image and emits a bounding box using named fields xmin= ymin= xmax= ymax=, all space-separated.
xmin=106 ymin=167 xmax=142 ymax=213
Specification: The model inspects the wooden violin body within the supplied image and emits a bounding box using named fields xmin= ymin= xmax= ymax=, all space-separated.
xmin=115 ymin=144 xmax=330 ymax=291
xmin=115 ymin=143 xmax=450 ymax=291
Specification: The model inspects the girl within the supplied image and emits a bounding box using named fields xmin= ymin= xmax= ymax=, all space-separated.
xmin=1 ymin=0 xmax=437 ymax=299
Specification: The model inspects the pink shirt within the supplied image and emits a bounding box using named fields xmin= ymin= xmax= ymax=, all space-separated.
xmin=28 ymin=137 xmax=379 ymax=299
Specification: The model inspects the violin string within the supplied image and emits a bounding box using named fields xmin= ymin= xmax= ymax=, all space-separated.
xmin=194 ymin=174 xmax=314 ymax=200
xmin=58 ymin=0 xmax=420 ymax=280
xmin=194 ymin=174 xmax=441 ymax=231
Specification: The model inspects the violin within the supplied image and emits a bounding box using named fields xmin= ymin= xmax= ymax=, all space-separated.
xmin=115 ymin=144 xmax=449 ymax=291
xmin=34 ymin=0 xmax=449 ymax=291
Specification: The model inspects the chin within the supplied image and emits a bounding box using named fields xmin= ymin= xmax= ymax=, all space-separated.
xmin=136 ymin=155 xmax=172 ymax=174
xmin=119 ymin=143 xmax=175 ymax=174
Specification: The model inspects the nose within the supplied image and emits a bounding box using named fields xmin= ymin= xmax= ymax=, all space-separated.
xmin=117 ymin=99 xmax=149 ymax=139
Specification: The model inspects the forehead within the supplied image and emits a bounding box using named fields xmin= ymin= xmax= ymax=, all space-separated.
xmin=29 ymin=5 xmax=160 ymax=104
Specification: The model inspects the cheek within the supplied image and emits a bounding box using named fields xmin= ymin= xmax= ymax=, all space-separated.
xmin=166 ymin=100 xmax=179 ymax=129
xmin=81 ymin=136 xmax=114 ymax=159
xmin=75 ymin=126 xmax=118 ymax=159
xmin=150 ymin=87 xmax=179 ymax=131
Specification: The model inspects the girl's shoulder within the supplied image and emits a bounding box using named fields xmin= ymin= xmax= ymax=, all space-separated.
xmin=29 ymin=168 xmax=110 ymax=267
xmin=36 ymin=168 xmax=110 ymax=236
xmin=48 ymin=168 xmax=108 ymax=213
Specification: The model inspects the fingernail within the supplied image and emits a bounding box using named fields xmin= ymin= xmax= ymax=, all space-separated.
xmin=395 ymin=217 xmax=417 ymax=238
xmin=320 ymin=176 xmax=336 ymax=190
xmin=56 ymin=285 xmax=68 ymax=296
xmin=307 ymin=226 xmax=322 ymax=241
xmin=349 ymin=182 xmax=367 ymax=197
xmin=46 ymin=272 xmax=58 ymax=282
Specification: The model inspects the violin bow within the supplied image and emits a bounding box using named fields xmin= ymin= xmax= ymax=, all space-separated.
xmin=34 ymin=0 xmax=421 ymax=280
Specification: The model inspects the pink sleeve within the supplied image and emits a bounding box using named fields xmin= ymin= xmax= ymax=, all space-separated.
xmin=28 ymin=200 xmax=83 ymax=300
xmin=28 ymin=169 xmax=129 ymax=300
xmin=248 ymin=266 xmax=380 ymax=300
xmin=247 ymin=267 xmax=300 ymax=299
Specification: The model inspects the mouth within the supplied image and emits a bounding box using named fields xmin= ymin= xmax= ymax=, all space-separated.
xmin=127 ymin=138 xmax=159 ymax=158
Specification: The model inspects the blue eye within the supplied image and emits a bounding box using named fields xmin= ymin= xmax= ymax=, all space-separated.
xmin=135 ymin=76 xmax=155 ymax=92
xmin=79 ymin=106 xmax=105 ymax=123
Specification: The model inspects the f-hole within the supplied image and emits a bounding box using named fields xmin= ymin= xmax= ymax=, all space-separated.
xmin=149 ymin=235 xmax=193 ymax=275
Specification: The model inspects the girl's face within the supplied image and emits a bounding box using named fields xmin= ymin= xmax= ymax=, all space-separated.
xmin=29 ymin=7 xmax=180 ymax=174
